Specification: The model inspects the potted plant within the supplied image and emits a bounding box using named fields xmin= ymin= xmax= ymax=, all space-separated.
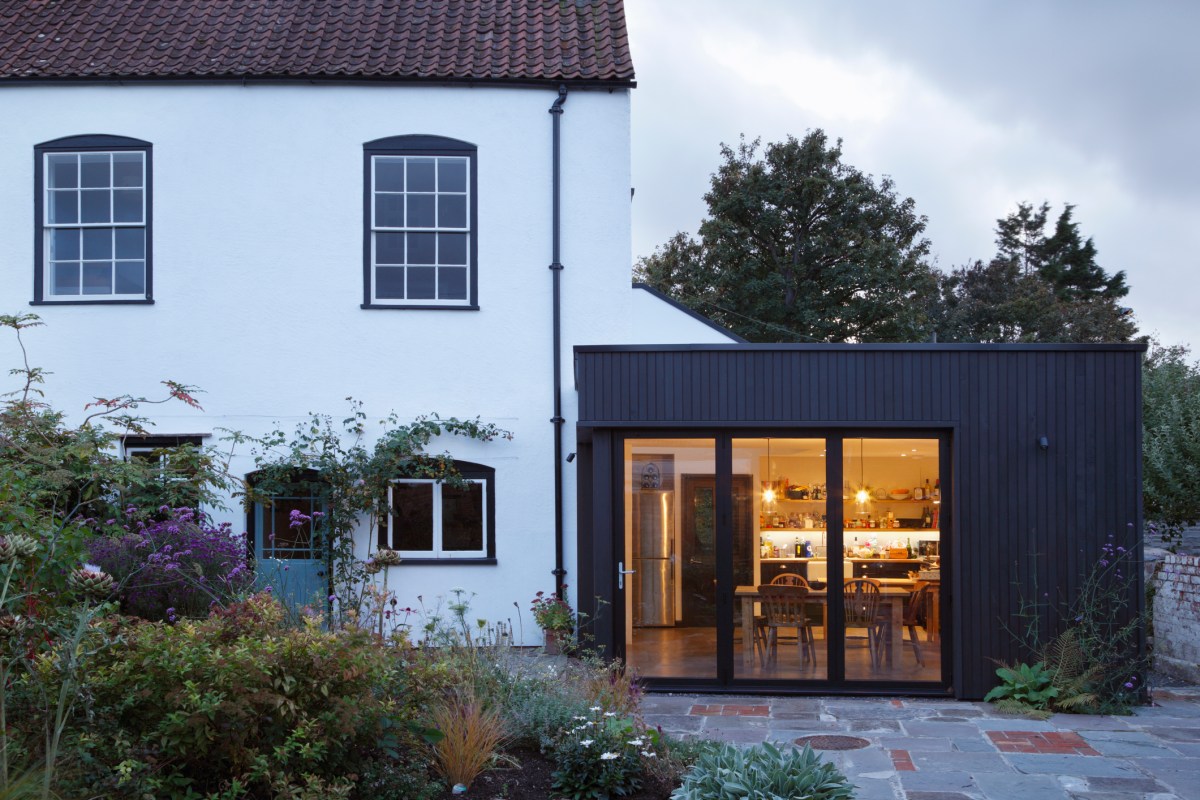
xmin=530 ymin=589 xmax=574 ymax=654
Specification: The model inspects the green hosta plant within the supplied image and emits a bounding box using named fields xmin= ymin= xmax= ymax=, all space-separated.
xmin=984 ymin=661 xmax=1060 ymax=711
xmin=671 ymin=741 xmax=853 ymax=800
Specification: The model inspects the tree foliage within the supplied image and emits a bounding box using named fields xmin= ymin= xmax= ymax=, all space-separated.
xmin=635 ymin=131 xmax=938 ymax=342
xmin=1143 ymin=342 xmax=1200 ymax=536
xmin=935 ymin=203 xmax=1137 ymax=343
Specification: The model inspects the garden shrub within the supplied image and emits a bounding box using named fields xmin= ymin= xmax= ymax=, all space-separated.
xmin=74 ymin=593 xmax=410 ymax=799
xmin=550 ymin=704 xmax=656 ymax=800
xmin=88 ymin=506 xmax=254 ymax=621
xmin=671 ymin=741 xmax=854 ymax=800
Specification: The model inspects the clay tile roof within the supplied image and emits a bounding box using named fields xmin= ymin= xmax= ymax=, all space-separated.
xmin=0 ymin=0 xmax=635 ymax=84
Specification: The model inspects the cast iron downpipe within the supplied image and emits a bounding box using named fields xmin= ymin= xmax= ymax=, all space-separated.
xmin=549 ymin=84 xmax=568 ymax=599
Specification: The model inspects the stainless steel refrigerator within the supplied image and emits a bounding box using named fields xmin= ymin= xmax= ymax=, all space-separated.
xmin=632 ymin=480 xmax=675 ymax=627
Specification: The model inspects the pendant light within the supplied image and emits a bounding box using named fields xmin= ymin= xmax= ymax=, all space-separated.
xmin=761 ymin=438 xmax=776 ymax=505
xmin=854 ymin=439 xmax=871 ymax=510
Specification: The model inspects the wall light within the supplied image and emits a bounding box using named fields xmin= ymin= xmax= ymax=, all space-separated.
xmin=1037 ymin=436 xmax=1049 ymax=451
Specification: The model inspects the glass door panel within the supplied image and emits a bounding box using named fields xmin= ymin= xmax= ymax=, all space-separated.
xmin=733 ymin=438 xmax=829 ymax=681
xmin=841 ymin=438 xmax=943 ymax=682
xmin=623 ymin=439 xmax=716 ymax=679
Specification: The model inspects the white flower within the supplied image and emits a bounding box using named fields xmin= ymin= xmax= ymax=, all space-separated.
xmin=628 ymin=738 xmax=644 ymax=746
xmin=572 ymin=715 xmax=587 ymax=721
xmin=641 ymin=751 xmax=656 ymax=758
xmin=600 ymin=752 xmax=619 ymax=761
xmin=604 ymin=711 xmax=617 ymax=717
xmin=579 ymin=739 xmax=593 ymax=747
xmin=590 ymin=706 xmax=602 ymax=712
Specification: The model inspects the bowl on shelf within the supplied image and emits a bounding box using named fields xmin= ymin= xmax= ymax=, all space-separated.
xmin=888 ymin=489 xmax=911 ymax=500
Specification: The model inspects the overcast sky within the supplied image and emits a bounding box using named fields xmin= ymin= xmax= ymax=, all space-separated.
xmin=624 ymin=1 xmax=1198 ymax=348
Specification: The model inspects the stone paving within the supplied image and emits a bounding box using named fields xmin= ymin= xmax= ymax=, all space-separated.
xmin=640 ymin=688 xmax=1200 ymax=800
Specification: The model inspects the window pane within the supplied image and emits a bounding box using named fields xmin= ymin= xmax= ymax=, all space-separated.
xmin=393 ymin=483 xmax=434 ymax=551
xmin=407 ymin=194 xmax=435 ymax=228
xmin=438 ymin=158 xmax=467 ymax=192
xmin=112 ymin=153 xmax=143 ymax=188
xmin=81 ymin=262 xmax=112 ymax=294
xmin=442 ymin=483 xmax=483 ymax=551
xmin=438 ymin=233 xmax=468 ymax=265
xmin=408 ymin=232 xmax=435 ymax=264
xmin=80 ymin=190 xmax=111 ymax=223
xmin=375 ymin=194 xmax=404 ymax=228
xmin=51 ymin=229 xmax=80 ymax=260
xmin=47 ymin=155 xmax=78 ymax=188
xmin=438 ymin=195 xmax=467 ymax=228
xmin=115 ymin=261 xmax=145 ymax=295
xmin=113 ymin=189 xmax=143 ymax=223
xmin=52 ymin=262 xmax=80 ymax=294
xmin=407 ymin=157 xmax=436 ymax=191
xmin=50 ymin=191 xmax=78 ymax=224
xmin=80 ymin=153 xmax=110 ymax=188
xmin=115 ymin=228 xmax=145 ymax=259
xmin=376 ymin=232 xmax=404 ymax=264
xmin=375 ymin=158 xmax=404 ymax=192
xmin=439 ymin=267 xmax=467 ymax=300
xmin=266 ymin=497 xmax=318 ymax=558
xmin=407 ymin=267 xmax=436 ymax=299
xmin=82 ymin=228 xmax=112 ymax=259
xmin=376 ymin=267 xmax=405 ymax=299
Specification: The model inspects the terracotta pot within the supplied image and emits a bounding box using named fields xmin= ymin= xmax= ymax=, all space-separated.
xmin=544 ymin=630 xmax=569 ymax=655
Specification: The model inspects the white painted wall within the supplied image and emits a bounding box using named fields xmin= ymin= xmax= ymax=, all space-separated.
xmin=630 ymin=285 xmax=739 ymax=344
xmin=0 ymin=81 xmax=728 ymax=641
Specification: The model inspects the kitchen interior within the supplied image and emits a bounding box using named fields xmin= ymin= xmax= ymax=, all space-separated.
xmin=624 ymin=437 xmax=943 ymax=683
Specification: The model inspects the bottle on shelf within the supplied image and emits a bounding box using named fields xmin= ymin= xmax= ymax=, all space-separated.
xmin=906 ymin=537 xmax=913 ymax=558
xmin=923 ymin=506 xmax=933 ymax=528
xmin=933 ymin=479 xmax=941 ymax=501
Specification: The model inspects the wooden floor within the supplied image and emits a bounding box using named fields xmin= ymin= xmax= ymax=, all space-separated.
xmin=627 ymin=626 xmax=942 ymax=683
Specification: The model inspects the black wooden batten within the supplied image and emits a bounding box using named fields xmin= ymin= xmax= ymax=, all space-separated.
xmin=573 ymin=343 xmax=1145 ymax=699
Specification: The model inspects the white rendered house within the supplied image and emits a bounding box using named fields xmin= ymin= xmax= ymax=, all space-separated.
xmin=0 ymin=0 xmax=736 ymax=639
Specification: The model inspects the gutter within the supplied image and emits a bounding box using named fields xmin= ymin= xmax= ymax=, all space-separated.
xmin=549 ymin=84 xmax=568 ymax=599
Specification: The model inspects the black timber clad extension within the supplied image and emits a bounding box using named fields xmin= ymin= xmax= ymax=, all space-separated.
xmin=573 ymin=344 xmax=1145 ymax=699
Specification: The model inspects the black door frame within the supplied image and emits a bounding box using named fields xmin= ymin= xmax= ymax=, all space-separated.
xmin=612 ymin=428 xmax=954 ymax=695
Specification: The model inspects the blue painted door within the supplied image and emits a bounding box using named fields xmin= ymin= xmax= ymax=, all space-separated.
xmin=252 ymin=492 xmax=328 ymax=613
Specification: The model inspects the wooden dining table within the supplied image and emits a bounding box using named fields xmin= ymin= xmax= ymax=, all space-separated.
xmin=735 ymin=584 xmax=913 ymax=669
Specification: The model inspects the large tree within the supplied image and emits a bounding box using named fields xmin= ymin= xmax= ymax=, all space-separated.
xmin=635 ymin=131 xmax=938 ymax=342
xmin=935 ymin=203 xmax=1137 ymax=343
xmin=1143 ymin=342 xmax=1200 ymax=539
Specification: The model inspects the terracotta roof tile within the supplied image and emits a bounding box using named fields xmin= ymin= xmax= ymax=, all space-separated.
xmin=0 ymin=0 xmax=634 ymax=83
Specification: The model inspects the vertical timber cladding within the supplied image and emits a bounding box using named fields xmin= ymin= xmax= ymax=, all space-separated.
xmin=574 ymin=344 xmax=1146 ymax=699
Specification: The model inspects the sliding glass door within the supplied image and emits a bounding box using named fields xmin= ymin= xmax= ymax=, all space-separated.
xmin=619 ymin=433 xmax=946 ymax=689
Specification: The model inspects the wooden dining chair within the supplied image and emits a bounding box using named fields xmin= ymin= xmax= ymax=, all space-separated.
xmin=843 ymin=578 xmax=884 ymax=668
xmin=753 ymin=574 xmax=813 ymax=664
xmin=757 ymin=584 xmax=817 ymax=666
xmin=902 ymin=582 xmax=938 ymax=667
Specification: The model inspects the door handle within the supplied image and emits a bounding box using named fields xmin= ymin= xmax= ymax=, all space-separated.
xmin=317 ymin=571 xmax=326 ymax=578
xmin=617 ymin=561 xmax=636 ymax=590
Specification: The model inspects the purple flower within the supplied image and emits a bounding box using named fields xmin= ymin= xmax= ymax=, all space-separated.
xmin=1124 ymin=682 xmax=1134 ymax=689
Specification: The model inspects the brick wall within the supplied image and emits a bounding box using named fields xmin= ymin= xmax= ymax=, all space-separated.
xmin=1153 ymin=554 xmax=1200 ymax=682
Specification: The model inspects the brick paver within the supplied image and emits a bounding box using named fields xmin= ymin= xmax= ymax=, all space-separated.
xmin=987 ymin=730 xmax=1101 ymax=756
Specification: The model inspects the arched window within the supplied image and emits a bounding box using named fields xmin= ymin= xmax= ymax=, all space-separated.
xmin=379 ymin=460 xmax=496 ymax=563
xmin=34 ymin=134 xmax=152 ymax=303
xmin=362 ymin=135 xmax=477 ymax=309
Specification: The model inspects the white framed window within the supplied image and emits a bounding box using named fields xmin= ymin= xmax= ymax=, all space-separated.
xmin=34 ymin=135 xmax=152 ymax=303
xmin=389 ymin=477 xmax=487 ymax=559
xmin=362 ymin=135 xmax=477 ymax=309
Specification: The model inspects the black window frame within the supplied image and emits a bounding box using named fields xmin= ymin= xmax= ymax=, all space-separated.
xmin=33 ymin=134 xmax=154 ymax=305
xmin=379 ymin=460 xmax=496 ymax=565
xmin=361 ymin=135 xmax=479 ymax=310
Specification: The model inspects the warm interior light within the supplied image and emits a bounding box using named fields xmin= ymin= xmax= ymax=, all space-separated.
xmin=855 ymin=488 xmax=871 ymax=505
xmin=763 ymin=487 xmax=776 ymax=504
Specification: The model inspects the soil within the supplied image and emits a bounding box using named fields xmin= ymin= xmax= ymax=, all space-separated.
xmin=435 ymin=747 xmax=675 ymax=799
